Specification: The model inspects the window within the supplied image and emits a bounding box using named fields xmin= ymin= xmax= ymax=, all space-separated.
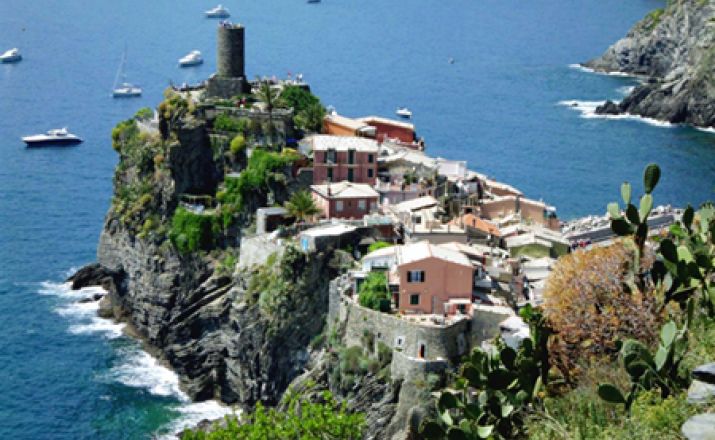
xmin=358 ymin=199 xmax=366 ymax=210
xmin=410 ymin=293 xmax=420 ymax=305
xmin=347 ymin=168 xmax=354 ymax=182
xmin=348 ymin=149 xmax=355 ymax=164
xmin=368 ymin=154 xmax=374 ymax=163
xmin=327 ymin=167 xmax=333 ymax=181
xmin=367 ymin=168 xmax=374 ymax=178
xmin=336 ymin=200 xmax=344 ymax=212
xmin=326 ymin=149 xmax=336 ymax=164
xmin=407 ymin=270 xmax=425 ymax=283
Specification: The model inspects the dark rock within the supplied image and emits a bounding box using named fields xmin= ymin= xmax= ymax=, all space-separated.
xmin=78 ymin=293 xmax=105 ymax=303
xmin=693 ymin=363 xmax=715 ymax=385
xmin=584 ymin=0 xmax=715 ymax=129
xmin=596 ymin=100 xmax=622 ymax=115
xmin=682 ymin=413 xmax=715 ymax=440
xmin=67 ymin=263 xmax=122 ymax=290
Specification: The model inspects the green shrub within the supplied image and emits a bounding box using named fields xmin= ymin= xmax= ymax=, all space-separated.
xmin=278 ymin=85 xmax=326 ymax=132
xmin=229 ymin=134 xmax=246 ymax=155
xmin=368 ymin=241 xmax=393 ymax=253
xmin=213 ymin=113 xmax=246 ymax=133
xmin=169 ymin=207 xmax=219 ymax=254
xmin=339 ymin=346 xmax=366 ymax=375
xmin=134 ymin=107 xmax=154 ymax=120
xmin=358 ymin=272 xmax=390 ymax=311
xmin=180 ymin=390 xmax=364 ymax=439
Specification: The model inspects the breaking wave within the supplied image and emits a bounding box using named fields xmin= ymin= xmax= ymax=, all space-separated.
xmin=40 ymin=277 xmax=235 ymax=436
xmin=557 ymin=100 xmax=674 ymax=128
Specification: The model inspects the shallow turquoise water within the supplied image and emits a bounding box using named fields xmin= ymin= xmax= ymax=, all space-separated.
xmin=1 ymin=0 xmax=713 ymax=438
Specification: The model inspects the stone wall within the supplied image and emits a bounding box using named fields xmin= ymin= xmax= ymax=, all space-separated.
xmin=390 ymin=350 xmax=448 ymax=381
xmin=237 ymin=235 xmax=286 ymax=270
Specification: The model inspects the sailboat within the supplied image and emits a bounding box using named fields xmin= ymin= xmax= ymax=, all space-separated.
xmin=112 ymin=48 xmax=142 ymax=98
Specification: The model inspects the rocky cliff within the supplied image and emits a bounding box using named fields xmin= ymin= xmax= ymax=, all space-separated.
xmin=585 ymin=0 xmax=715 ymax=128
xmin=73 ymin=103 xmax=417 ymax=438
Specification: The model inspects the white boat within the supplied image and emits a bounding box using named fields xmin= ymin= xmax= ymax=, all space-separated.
xmin=205 ymin=4 xmax=230 ymax=18
xmin=112 ymin=48 xmax=142 ymax=97
xmin=179 ymin=50 xmax=203 ymax=67
xmin=1 ymin=48 xmax=22 ymax=63
xmin=22 ymin=128 xmax=83 ymax=146
xmin=396 ymin=107 xmax=412 ymax=119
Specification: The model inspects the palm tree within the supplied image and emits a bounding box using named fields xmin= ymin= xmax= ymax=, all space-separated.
xmin=284 ymin=190 xmax=320 ymax=224
xmin=256 ymin=79 xmax=281 ymax=146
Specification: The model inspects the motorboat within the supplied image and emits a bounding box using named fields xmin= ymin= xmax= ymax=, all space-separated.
xmin=396 ymin=107 xmax=412 ymax=119
xmin=179 ymin=50 xmax=203 ymax=67
xmin=113 ymin=83 xmax=142 ymax=97
xmin=112 ymin=48 xmax=142 ymax=97
xmin=205 ymin=4 xmax=230 ymax=18
xmin=22 ymin=128 xmax=83 ymax=146
xmin=1 ymin=48 xmax=22 ymax=63
xmin=307 ymin=0 xmax=321 ymax=3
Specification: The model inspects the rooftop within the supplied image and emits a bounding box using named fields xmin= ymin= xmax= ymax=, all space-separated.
xmin=455 ymin=213 xmax=501 ymax=236
xmin=396 ymin=241 xmax=472 ymax=268
xmin=309 ymin=134 xmax=379 ymax=152
xmin=357 ymin=115 xmax=415 ymax=131
xmin=311 ymin=181 xmax=380 ymax=199
xmin=390 ymin=195 xmax=439 ymax=213
xmin=300 ymin=223 xmax=357 ymax=238
xmin=324 ymin=113 xmax=371 ymax=131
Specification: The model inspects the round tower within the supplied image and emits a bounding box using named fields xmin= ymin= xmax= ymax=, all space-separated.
xmin=217 ymin=24 xmax=245 ymax=78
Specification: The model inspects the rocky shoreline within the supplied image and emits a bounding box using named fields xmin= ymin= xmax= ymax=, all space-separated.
xmin=584 ymin=0 xmax=715 ymax=129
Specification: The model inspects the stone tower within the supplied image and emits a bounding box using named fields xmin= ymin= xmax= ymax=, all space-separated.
xmin=207 ymin=23 xmax=249 ymax=98
xmin=217 ymin=24 xmax=245 ymax=78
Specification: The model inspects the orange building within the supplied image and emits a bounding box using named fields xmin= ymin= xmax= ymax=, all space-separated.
xmin=395 ymin=242 xmax=474 ymax=315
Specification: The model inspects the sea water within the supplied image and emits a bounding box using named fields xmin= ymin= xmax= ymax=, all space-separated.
xmin=1 ymin=0 xmax=713 ymax=438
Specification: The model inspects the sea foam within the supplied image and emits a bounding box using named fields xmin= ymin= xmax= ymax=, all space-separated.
xmin=42 ymin=275 xmax=234 ymax=436
xmin=558 ymin=100 xmax=674 ymax=128
xmin=567 ymin=63 xmax=636 ymax=77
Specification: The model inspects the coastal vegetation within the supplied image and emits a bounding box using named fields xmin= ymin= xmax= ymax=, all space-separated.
xmin=180 ymin=390 xmax=365 ymax=440
xmin=284 ymin=190 xmax=320 ymax=224
xmin=216 ymin=148 xmax=300 ymax=227
xmin=276 ymin=85 xmax=326 ymax=133
xmin=169 ymin=206 xmax=219 ymax=254
xmin=357 ymin=271 xmax=391 ymax=312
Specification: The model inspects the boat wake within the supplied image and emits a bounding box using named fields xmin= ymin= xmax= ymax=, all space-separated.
xmin=557 ymin=100 xmax=674 ymax=128
xmin=39 ymin=278 xmax=235 ymax=437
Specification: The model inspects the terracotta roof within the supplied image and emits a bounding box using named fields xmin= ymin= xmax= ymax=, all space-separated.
xmin=457 ymin=214 xmax=501 ymax=237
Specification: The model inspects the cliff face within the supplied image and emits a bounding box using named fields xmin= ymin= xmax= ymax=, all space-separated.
xmin=585 ymin=0 xmax=715 ymax=127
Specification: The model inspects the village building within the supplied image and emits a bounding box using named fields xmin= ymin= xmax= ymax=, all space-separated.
xmin=322 ymin=113 xmax=376 ymax=138
xmin=451 ymin=212 xmax=501 ymax=244
xmin=309 ymin=135 xmax=379 ymax=184
xmin=311 ymin=181 xmax=380 ymax=220
xmin=357 ymin=116 xmax=416 ymax=145
xmin=323 ymin=113 xmax=419 ymax=148
xmin=387 ymin=196 xmax=467 ymax=244
xmin=478 ymin=195 xmax=560 ymax=231
xmin=500 ymin=222 xmax=569 ymax=258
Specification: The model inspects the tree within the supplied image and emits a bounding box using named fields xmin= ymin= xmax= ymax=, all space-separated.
xmin=284 ymin=190 xmax=320 ymax=224
xmin=256 ymin=80 xmax=281 ymax=144
xmin=358 ymin=272 xmax=390 ymax=311
xmin=295 ymin=101 xmax=326 ymax=133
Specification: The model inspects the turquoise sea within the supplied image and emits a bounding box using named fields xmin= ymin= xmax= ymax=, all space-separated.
xmin=1 ymin=0 xmax=713 ymax=438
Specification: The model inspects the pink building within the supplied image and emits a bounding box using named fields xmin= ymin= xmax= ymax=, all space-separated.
xmin=395 ymin=242 xmax=474 ymax=315
xmin=311 ymin=181 xmax=380 ymax=219
xmin=310 ymin=135 xmax=379 ymax=185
